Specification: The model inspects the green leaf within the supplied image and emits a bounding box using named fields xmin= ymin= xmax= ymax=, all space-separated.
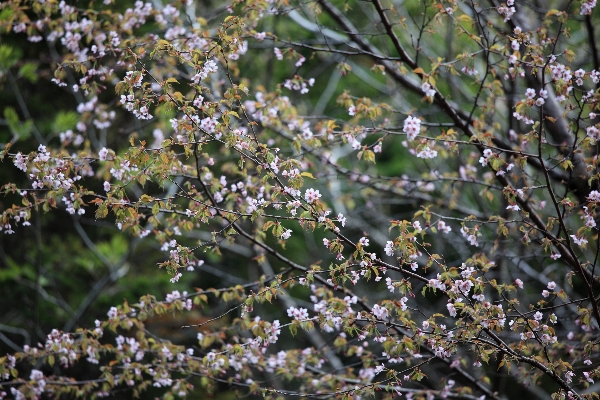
xmin=456 ymin=14 xmax=473 ymax=23
xmin=3 ymin=107 xmax=19 ymax=127
xmin=363 ymin=149 xmax=375 ymax=163
xmin=0 ymin=45 xmax=21 ymax=70
xmin=18 ymin=62 xmax=39 ymax=83
xmin=95 ymin=203 xmax=108 ymax=219
xmin=4 ymin=107 xmax=32 ymax=140
xmin=489 ymin=156 xmax=503 ymax=171
xmin=52 ymin=111 xmax=79 ymax=133
xmin=289 ymin=323 xmax=298 ymax=336
xmin=560 ymin=159 xmax=573 ymax=170
xmin=292 ymin=138 xmax=301 ymax=154
xmin=300 ymin=172 xmax=315 ymax=179
xmin=172 ymin=91 xmax=184 ymax=103
xmin=262 ymin=221 xmax=275 ymax=231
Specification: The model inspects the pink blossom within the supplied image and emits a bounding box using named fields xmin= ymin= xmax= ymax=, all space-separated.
xmin=403 ymin=116 xmax=421 ymax=140
xmin=304 ymin=188 xmax=321 ymax=204
xmin=581 ymin=0 xmax=597 ymax=15
xmin=588 ymin=190 xmax=600 ymax=201
xmin=384 ymin=241 xmax=394 ymax=256
xmin=274 ymin=47 xmax=283 ymax=60
xmin=416 ymin=146 xmax=438 ymax=159
xmin=107 ymin=307 xmax=118 ymax=319
xmin=421 ymin=82 xmax=436 ymax=97
xmin=586 ymin=125 xmax=600 ymax=140
xmin=514 ymin=279 xmax=523 ymax=289
xmin=99 ymin=147 xmax=109 ymax=161
xmin=498 ymin=5 xmax=516 ymax=21
xmin=372 ymin=304 xmax=388 ymax=320
xmin=570 ymin=234 xmax=588 ymax=246
xmin=14 ymin=152 xmax=28 ymax=172
xmin=525 ymin=88 xmax=536 ymax=99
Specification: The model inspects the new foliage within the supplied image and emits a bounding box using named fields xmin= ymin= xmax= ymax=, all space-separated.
xmin=0 ymin=0 xmax=599 ymax=399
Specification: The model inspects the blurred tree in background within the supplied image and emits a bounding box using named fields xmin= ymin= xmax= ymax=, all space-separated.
xmin=1 ymin=0 xmax=600 ymax=399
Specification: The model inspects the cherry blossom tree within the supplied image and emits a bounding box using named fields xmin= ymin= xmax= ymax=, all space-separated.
xmin=1 ymin=0 xmax=600 ymax=399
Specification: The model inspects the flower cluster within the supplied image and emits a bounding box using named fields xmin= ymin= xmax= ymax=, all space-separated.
xmin=191 ymin=59 xmax=219 ymax=84
xmin=403 ymin=116 xmax=421 ymax=140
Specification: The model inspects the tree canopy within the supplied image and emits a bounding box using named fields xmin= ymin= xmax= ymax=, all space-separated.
xmin=1 ymin=0 xmax=600 ymax=399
